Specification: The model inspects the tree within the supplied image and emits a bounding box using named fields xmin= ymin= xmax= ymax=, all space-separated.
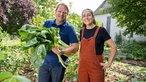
xmin=108 ymin=0 xmax=146 ymax=36
xmin=32 ymin=0 xmax=58 ymax=26
xmin=0 ymin=0 xmax=37 ymax=34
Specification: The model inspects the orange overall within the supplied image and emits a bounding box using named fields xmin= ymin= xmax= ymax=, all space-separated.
xmin=78 ymin=27 xmax=104 ymax=82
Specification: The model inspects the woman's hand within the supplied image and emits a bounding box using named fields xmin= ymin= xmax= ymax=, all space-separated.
xmin=100 ymin=63 xmax=111 ymax=69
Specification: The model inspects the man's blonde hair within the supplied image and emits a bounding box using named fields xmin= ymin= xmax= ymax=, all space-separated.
xmin=55 ymin=2 xmax=69 ymax=14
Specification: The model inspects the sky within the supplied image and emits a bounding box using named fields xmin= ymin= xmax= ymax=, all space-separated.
xmin=58 ymin=0 xmax=104 ymax=15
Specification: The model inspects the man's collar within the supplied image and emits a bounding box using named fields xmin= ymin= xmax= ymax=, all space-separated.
xmin=52 ymin=19 xmax=66 ymax=28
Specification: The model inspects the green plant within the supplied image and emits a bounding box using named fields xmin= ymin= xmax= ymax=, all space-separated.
xmin=0 ymin=72 xmax=31 ymax=82
xmin=115 ymin=31 xmax=122 ymax=45
xmin=119 ymin=40 xmax=146 ymax=60
xmin=63 ymin=52 xmax=79 ymax=82
xmin=32 ymin=0 xmax=58 ymax=26
xmin=0 ymin=0 xmax=37 ymax=34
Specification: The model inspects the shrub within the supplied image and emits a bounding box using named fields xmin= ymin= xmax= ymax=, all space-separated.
xmin=0 ymin=0 xmax=37 ymax=34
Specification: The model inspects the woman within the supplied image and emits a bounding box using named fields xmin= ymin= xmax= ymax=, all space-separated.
xmin=78 ymin=8 xmax=117 ymax=82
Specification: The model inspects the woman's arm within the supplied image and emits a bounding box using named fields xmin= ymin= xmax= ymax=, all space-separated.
xmin=100 ymin=39 xmax=117 ymax=69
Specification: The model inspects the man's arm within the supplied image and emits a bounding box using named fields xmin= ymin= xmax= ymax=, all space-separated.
xmin=52 ymin=43 xmax=79 ymax=56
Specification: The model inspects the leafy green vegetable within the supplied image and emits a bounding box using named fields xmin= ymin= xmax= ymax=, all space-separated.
xmin=18 ymin=24 xmax=70 ymax=68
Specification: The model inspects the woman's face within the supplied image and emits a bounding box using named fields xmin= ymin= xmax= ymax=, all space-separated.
xmin=82 ymin=10 xmax=94 ymax=26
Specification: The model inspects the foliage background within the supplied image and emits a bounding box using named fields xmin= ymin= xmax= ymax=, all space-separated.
xmin=108 ymin=0 xmax=146 ymax=36
xmin=0 ymin=0 xmax=146 ymax=82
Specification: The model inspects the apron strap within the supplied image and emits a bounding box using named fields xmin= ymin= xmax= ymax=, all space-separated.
xmin=93 ymin=26 xmax=100 ymax=38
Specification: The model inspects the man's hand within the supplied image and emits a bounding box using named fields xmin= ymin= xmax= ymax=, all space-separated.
xmin=52 ymin=46 xmax=60 ymax=55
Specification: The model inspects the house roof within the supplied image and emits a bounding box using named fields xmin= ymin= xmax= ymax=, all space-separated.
xmin=94 ymin=0 xmax=111 ymax=15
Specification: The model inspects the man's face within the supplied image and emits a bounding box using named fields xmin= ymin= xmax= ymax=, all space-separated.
xmin=55 ymin=5 xmax=68 ymax=24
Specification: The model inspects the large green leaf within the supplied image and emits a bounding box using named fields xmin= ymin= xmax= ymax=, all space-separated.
xmin=24 ymin=37 xmax=39 ymax=48
xmin=14 ymin=76 xmax=31 ymax=82
xmin=30 ymin=44 xmax=46 ymax=67
xmin=0 ymin=72 xmax=13 ymax=81
xmin=3 ymin=77 xmax=19 ymax=82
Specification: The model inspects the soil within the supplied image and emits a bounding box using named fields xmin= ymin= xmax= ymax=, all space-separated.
xmin=121 ymin=59 xmax=146 ymax=67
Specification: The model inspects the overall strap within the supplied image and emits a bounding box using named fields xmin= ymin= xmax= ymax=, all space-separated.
xmin=93 ymin=26 xmax=100 ymax=38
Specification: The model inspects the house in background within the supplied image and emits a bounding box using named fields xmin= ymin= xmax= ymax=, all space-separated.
xmin=94 ymin=0 xmax=146 ymax=42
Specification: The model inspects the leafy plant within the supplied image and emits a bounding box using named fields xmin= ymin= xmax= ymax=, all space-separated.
xmin=32 ymin=0 xmax=58 ymax=26
xmin=0 ymin=72 xmax=31 ymax=82
xmin=119 ymin=40 xmax=146 ymax=60
xmin=0 ymin=0 xmax=37 ymax=34
xmin=115 ymin=31 xmax=122 ymax=44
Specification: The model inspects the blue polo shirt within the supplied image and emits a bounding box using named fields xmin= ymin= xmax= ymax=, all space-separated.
xmin=43 ymin=19 xmax=78 ymax=67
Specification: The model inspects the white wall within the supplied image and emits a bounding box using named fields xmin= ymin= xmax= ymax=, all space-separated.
xmin=95 ymin=14 xmax=146 ymax=42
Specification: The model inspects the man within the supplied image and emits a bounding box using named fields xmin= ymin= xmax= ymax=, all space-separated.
xmin=38 ymin=2 xmax=79 ymax=82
